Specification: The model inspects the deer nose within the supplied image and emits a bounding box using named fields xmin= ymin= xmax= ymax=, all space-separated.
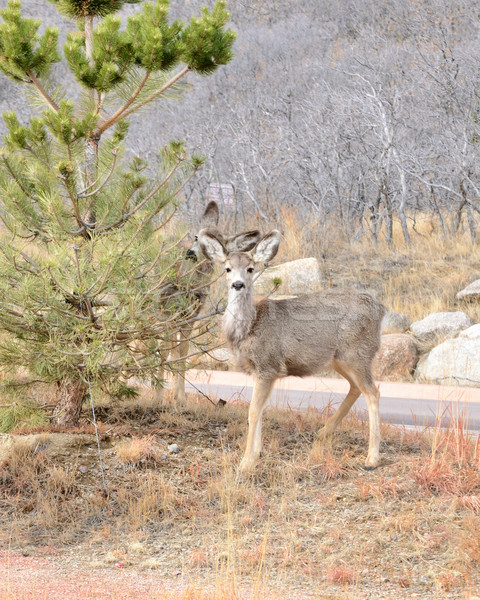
xmin=185 ymin=249 xmax=197 ymax=261
xmin=232 ymin=281 xmax=245 ymax=290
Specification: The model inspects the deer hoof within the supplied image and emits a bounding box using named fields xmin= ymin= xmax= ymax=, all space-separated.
xmin=363 ymin=457 xmax=380 ymax=471
xmin=239 ymin=456 xmax=257 ymax=473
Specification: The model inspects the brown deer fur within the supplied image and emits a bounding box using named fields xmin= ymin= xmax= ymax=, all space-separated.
xmin=199 ymin=229 xmax=386 ymax=472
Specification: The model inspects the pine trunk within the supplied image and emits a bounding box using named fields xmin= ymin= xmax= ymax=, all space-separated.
xmin=53 ymin=378 xmax=87 ymax=427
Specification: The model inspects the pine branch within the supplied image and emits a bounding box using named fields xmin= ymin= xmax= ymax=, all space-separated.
xmin=85 ymin=263 xmax=112 ymax=299
xmin=26 ymin=71 xmax=59 ymax=112
xmin=9 ymin=198 xmax=43 ymax=234
xmin=59 ymin=175 xmax=86 ymax=232
xmin=2 ymin=157 xmax=31 ymax=199
xmin=152 ymin=203 xmax=177 ymax=232
xmin=95 ymin=71 xmax=150 ymax=132
xmin=132 ymin=250 xmax=183 ymax=312
xmin=49 ymin=201 xmax=83 ymax=236
xmin=94 ymin=157 xmax=183 ymax=235
xmin=85 ymin=16 xmax=95 ymax=67
xmin=95 ymin=66 xmax=190 ymax=135
xmin=134 ymin=230 xmax=188 ymax=280
xmin=78 ymin=149 xmax=118 ymax=198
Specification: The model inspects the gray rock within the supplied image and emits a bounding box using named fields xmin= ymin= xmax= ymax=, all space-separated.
xmin=254 ymin=257 xmax=321 ymax=296
xmin=416 ymin=337 xmax=480 ymax=387
xmin=381 ymin=310 xmax=409 ymax=334
xmin=410 ymin=312 xmax=472 ymax=344
xmin=456 ymin=279 xmax=480 ymax=302
xmin=208 ymin=347 xmax=232 ymax=363
xmin=459 ymin=324 xmax=480 ymax=339
xmin=373 ymin=334 xmax=419 ymax=380
xmin=167 ymin=443 xmax=180 ymax=454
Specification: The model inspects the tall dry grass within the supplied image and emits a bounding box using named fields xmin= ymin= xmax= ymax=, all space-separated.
xmin=181 ymin=205 xmax=480 ymax=323
xmin=268 ymin=210 xmax=480 ymax=323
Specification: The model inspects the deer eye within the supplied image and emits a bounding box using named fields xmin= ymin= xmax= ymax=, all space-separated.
xmin=225 ymin=267 xmax=231 ymax=273
xmin=194 ymin=235 xmax=198 ymax=241
xmin=247 ymin=267 xmax=254 ymax=273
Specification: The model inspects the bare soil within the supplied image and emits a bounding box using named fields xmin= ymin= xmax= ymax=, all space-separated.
xmin=1 ymin=393 xmax=480 ymax=599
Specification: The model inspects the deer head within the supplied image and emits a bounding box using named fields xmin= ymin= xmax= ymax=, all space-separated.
xmin=186 ymin=201 xmax=262 ymax=263
xmin=199 ymin=229 xmax=281 ymax=292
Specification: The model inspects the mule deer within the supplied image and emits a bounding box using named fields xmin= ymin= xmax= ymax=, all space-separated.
xmin=169 ymin=201 xmax=261 ymax=402
xmin=198 ymin=229 xmax=386 ymax=472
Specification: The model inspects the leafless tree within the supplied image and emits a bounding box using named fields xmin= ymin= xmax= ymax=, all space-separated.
xmin=5 ymin=0 xmax=480 ymax=244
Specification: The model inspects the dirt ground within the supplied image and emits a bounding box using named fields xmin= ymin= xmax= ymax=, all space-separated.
xmin=2 ymin=549 xmax=327 ymax=600
xmin=3 ymin=549 xmax=477 ymax=600
xmin=1 ymin=394 xmax=480 ymax=600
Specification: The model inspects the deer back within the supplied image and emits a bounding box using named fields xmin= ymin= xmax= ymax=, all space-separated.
xmin=232 ymin=289 xmax=385 ymax=379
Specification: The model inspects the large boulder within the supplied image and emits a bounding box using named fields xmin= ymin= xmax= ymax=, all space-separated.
xmin=410 ymin=312 xmax=472 ymax=346
xmin=373 ymin=334 xmax=419 ymax=381
xmin=200 ymin=346 xmax=232 ymax=370
xmin=254 ymin=257 xmax=321 ymax=296
xmin=459 ymin=324 xmax=480 ymax=339
xmin=0 ymin=433 xmax=94 ymax=465
xmin=456 ymin=279 xmax=480 ymax=302
xmin=416 ymin=338 xmax=480 ymax=387
xmin=381 ymin=310 xmax=409 ymax=334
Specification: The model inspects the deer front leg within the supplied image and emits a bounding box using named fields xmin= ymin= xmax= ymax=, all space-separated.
xmin=239 ymin=377 xmax=275 ymax=472
xmin=171 ymin=330 xmax=189 ymax=403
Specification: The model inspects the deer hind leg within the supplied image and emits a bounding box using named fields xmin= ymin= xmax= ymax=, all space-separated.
xmin=239 ymin=377 xmax=275 ymax=472
xmin=358 ymin=377 xmax=381 ymax=469
xmin=317 ymin=361 xmax=361 ymax=441
xmin=319 ymin=359 xmax=381 ymax=469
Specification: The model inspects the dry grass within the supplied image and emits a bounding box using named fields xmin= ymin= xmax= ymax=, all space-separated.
xmin=412 ymin=410 xmax=480 ymax=508
xmin=115 ymin=434 xmax=165 ymax=465
xmin=1 ymin=389 xmax=480 ymax=599
xmin=269 ymin=210 xmax=480 ymax=325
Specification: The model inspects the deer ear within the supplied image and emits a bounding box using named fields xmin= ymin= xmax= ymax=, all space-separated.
xmin=198 ymin=229 xmax=227 ymax=263
xmin=200 ymin=201 xmax=220 ymax=228
xmin=252 ymin=230 xmax=281 ymax=264
xmin=225 ymin=230 xmax=262 ymax=253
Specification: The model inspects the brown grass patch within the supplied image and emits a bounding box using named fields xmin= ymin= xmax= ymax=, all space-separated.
xmin=326 ymin=562 xmax=357 ymax=585
xmin=273 ymin=210 xmax=480 ymax=325
xmin=115 ymin=435 xmax=165 ymax=465
xmin=1 ymin=390 xmax=480 ymax=598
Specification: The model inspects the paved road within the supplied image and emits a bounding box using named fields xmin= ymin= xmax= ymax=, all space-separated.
xmin=183 ymin=369 xmax=480 ymax=430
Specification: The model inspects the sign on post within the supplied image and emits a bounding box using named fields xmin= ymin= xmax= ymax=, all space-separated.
xmin=207 ymin=183 xmax=235 ymax=207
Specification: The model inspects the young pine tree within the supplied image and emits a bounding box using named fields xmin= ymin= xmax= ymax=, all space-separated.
xmin=0 ymin=0 xmax=235 ymax=425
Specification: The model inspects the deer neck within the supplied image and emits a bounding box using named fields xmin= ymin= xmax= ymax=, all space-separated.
xmin=223 ymin=286 xmax=256 ymax=345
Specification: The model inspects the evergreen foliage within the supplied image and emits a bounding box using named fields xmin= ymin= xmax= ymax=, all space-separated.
xmin=48 ymin=0 xmax=142 ymax=20
xmin=181 ymin=3 xmax=235 ymax=74
xmin=0 ymin=1 xmax=60 ymax=82
xmin=0 ymin=0 xmax=235 ymax=424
